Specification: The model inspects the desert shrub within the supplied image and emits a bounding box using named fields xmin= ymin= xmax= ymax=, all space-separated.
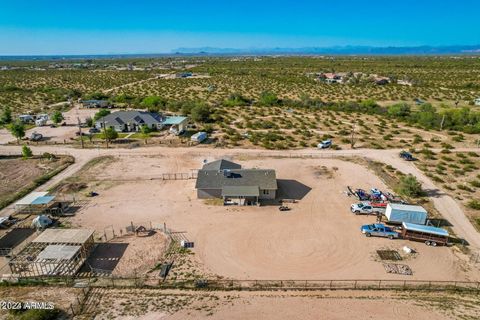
xmin=467 ymin=200 xmax=480 ymax=210
xmin=22 ymin=145 xmax=33 ymax=159
xmin=397 ymin=174 xmax=425 ymax=198
xmin=457 ymin=184 xmax=474 ymax=192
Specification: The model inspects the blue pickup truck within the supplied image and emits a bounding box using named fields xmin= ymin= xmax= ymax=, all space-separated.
xmin=361 ymin=224 xmax=399 ymax=240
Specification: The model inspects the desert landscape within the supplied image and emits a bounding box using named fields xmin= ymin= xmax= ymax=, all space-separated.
xmin=0 ymin=36 xmax=480 ymax=320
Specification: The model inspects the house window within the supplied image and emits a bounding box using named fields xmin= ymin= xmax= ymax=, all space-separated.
xmin=262 ymin=190 xmax=269 ymax=195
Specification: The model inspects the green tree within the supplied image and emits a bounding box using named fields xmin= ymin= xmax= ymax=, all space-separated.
xmin=85 ymin=116 xmax=93 ymax=127
xmin=102 ymin=127 xmax=118 ymax=141
xmin=141 ymin=96 xmax=167 ymax=112
xmin=387 ymin=103 xmax=411 ymax=118
xmin=93 ymin=109 xmax=111 ymax=121
xmin=397 ymin=174 xmax=424 ymax=198
xmin=140 ymin=124 xmax=152 ymax=135
xmin=22 ymin=144 xmax=33 ymax=159
xmin=258 ymin=91 xmax=279 ymax=106
xmin=51 ymin=111 xmax=64 ymax=124
xmin=190 ymin=104 xmax=212 ymax=123
xmin=8 ymin=120 xmax=25 ymax=144
xmin=0 ymin=106 xmax=12 ymax=125
xmin=223 ymin=93 xmax=251 ymax=107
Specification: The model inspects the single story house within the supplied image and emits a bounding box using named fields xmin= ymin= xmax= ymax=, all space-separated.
xmin=475 ymin=97 xmax=480 ymax=106
xmin=95 ymin=111 xmax=189 ymax=133
xmin=195 ymin=159 xmax=277 ymax=206
xmin=95 ymin=111 xmax=164 ymax=132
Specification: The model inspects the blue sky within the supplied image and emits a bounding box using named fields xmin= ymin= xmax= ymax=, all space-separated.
xmin=0 ymin=0 xmax=479 ymax=55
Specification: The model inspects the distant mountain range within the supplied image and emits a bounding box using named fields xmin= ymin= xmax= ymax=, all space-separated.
xmin=172 ymin=45 xmax=480 ymax=55
xmin=2 ymin=45 xmax=480 ymax=61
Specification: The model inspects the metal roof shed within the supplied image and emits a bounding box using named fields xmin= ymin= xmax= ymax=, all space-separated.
xmin=162 ymin=116 xmax=188 ymax=125
xmin=36 ymin=245 xmax=81 ymax=261
xmin=14 ymin=192 xmax=56 ymax=214
xmin=15 ymin=192 xmax=49 ymax=206
xmin=33 ymin=228 xmax=94 ymax=245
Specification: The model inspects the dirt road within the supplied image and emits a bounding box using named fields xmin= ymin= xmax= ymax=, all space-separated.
xmin=1 ymin=144 xmax=479 ymax=250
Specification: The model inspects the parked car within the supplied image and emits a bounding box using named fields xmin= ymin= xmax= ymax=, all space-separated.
xmin=317 ymin=139 xmax=332 ymax=149
xmin=30 ymin=132 xmax=43 ymax=141
xmin=89 ymin=127 xmax=100 ymax=133
xmin=351 ymin=202 xmax=384 ymax=215
xmin=399 ymin=151 xmax=414 ymax=161
xmin=361 ymin=224 xmax=399 ymax=240
xmin=279 ymin=206 xmax=290 ymax=212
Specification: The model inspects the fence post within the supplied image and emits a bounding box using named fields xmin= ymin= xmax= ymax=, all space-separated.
xmin=378 ymin=280 xmax=381 ymax=289
xmin=329 ymin=280 xmax=332 ymax=289
xmin=354 ymin=280 xmax=357 ymax=289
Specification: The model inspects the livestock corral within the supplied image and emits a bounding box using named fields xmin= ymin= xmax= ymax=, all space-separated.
xmin=31 ymin=152 xmax=478 ymax=282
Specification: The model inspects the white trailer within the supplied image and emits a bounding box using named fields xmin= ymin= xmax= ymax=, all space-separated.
xmin=191 ymin=131 xmax=207 ymax=143
xmin=385 ymin=203 xmax=427 ymax=225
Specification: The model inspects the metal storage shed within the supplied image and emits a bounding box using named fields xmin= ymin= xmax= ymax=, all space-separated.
xmin=14 ymin=192 xmax=56 ymax=214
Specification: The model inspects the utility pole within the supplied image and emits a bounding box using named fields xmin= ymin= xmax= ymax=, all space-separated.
xmin=102 ymin=118 xmax=109 ymax=148
xmin=77 ymin=117 xmax=84 ymax=149
xmin=440 ymin=114 xmax=445 ymax=131
xmin=350 ymin=124 xmax=357 ymax=149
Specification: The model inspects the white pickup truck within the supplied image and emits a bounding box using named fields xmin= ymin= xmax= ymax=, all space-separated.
xmin=351 ymin=202 xmax=385 ymax=215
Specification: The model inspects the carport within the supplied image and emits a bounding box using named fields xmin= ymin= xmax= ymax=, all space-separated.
xmin=14 ymin=192 xmax=57 ymax=215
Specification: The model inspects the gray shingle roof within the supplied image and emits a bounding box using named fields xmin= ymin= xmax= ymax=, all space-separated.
xmin=97 ymin=111 xmax=163 ymax=127
xmin=202 ymin=159 xmax=242 ymax=171
xmin=195 ymin=168 xmax=277 ymax=190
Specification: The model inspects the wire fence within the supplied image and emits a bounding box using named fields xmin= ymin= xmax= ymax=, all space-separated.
xmin=11 ymin=276 xmax=480 ymax=293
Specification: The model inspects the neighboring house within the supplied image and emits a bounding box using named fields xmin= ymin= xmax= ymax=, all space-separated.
xmin=195 ymin=159 xmax=277 ymax=206
xmin=475 ymin=97 xmax=480 ymax=106
xmin=373 ymin=76 xmax=390 ymax=85
xmin=319 ymin=72 xmax=344 ymax=84
xmin=82 ymin=99 xmax=110 ymax=108
xmin=95 ymin=111 xmax=189 ymax=133
xmin=95 ymin=111 xmax=164 ymax=132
